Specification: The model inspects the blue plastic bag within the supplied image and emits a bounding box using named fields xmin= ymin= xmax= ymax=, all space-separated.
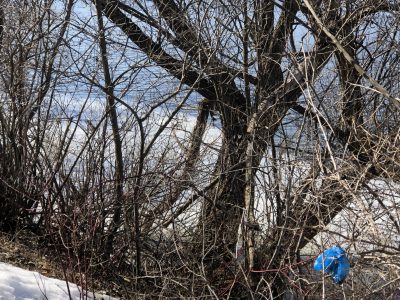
xmin=313 ymin=246 xmax=350 ymax=284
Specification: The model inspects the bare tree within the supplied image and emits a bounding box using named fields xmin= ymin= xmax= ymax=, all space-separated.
xmin=0 ymin=0 xmax=73 ymax=231
xmin=89 ymin=0 xmax=400 ymax=297
xmin=0 ymin=0 xmax=399 ymax=298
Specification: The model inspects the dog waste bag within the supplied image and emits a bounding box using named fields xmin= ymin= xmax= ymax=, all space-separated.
xmin=313 ymin=246 xmax=350 ymax=284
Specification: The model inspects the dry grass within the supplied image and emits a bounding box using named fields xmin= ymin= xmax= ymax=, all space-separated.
xmin=0 ymin=231 xmax=62 ymax=278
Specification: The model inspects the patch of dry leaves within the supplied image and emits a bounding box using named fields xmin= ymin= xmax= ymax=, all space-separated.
xmin=0 ymin=231 xmax=63 ymax=279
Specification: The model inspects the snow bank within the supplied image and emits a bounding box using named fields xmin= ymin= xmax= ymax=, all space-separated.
xmin=0 ymin=262 xmax=117 ymax=300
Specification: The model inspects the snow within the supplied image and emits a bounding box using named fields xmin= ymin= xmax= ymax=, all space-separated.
xmin=0 ymin=262 xmax=117 ymax=300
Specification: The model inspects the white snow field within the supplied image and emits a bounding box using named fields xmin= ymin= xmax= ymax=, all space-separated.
xmin=0 ymin=262 xmax=117 ymax=300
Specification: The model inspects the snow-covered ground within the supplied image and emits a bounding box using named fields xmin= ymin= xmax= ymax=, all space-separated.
xmin=0 ymin=262 xmax=117 ymax=300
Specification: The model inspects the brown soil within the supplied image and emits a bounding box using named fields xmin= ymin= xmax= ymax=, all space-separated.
xmin=0 ymin=230 xmax=63 ymax=279
xmin=0 ymin=230 xmax=118 ymax=298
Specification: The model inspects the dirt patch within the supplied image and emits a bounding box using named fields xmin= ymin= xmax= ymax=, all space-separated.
xmin=0 ymin=231 xmax=63 ymax=279
xmin=0 ymin=230 xmax=118 ymax=298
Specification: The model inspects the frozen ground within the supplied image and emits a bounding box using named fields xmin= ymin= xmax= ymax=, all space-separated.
xmin=0 ymin=262 xmax=117 ymax=300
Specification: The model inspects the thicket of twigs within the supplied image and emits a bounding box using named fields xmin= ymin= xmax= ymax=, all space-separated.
xmin=0 ymin=0 xmax=399 ymax=298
